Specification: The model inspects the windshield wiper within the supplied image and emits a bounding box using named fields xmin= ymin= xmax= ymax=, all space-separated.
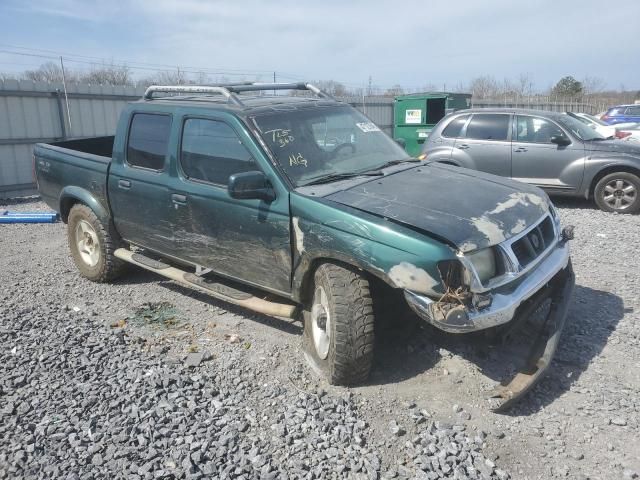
xmin=374 ymin=157 xmax=422 ymax=169
xmin=301 ymin=170 xmax=384 ymax=186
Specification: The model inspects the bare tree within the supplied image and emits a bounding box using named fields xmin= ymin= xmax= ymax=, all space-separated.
xmin=582 ymin=76 xmax=606 ymax=97
xmin=468 ymin=75 xmax=499 ymax=99
xmin=383 ymin=84 xmax=404 ymax=97
xmin=22 ymin=62 xmax=72 ymax=83
xmin=80 ymin=65 xmax=132 ymax=86
xmin=515 ymin=73 xmax=534 ymax=98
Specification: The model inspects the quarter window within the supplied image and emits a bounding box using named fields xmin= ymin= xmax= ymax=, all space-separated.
xmin=516 ymin=116 xmax=565 ymax=143
xmin=180 ymin=119 xmax=256 ymax=185
xmin=127 ymin=113 xmax=171 ymax=170
xmin=465 ymin=114 xmax=510 ymax=141
xmin=442 ymin=114 xmax=470 ymax=138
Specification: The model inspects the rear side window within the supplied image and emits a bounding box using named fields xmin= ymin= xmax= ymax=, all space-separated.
xmin=127 ymin=113 xmax=171 ymax=170
xmin=466 ymin=114 xmax=510 ymax=141
xmin=442 ymin=115 xmax=470 ymax=138
xmin=625 ymin=106 xmax=640 ymax=115
xmin=180 ymin=118 xmax=256 ymax=185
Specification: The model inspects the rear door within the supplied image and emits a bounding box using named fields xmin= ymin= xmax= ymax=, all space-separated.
xmin=166 ymin=112 xmax=292 ymax=295
xmin=510 ymin=114 xmax=585 ymax=192
xmin=108 ymin=112 xmax=176 ymax=254
xmin=451 ymin=113 xmax=511 ymax=176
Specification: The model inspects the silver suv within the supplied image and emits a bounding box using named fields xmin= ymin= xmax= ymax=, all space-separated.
xmin=422 ymin=108 xmax=640 ymax=213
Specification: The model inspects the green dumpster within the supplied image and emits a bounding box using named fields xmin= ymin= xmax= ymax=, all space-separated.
xmin=394 ymin=92 xmax=472 ymax=156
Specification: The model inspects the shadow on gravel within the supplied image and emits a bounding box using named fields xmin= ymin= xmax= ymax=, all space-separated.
xmin=112 ymin=268 xmax=302 ymax=335
xmin=550 ymin=196 xmax=595 ymax=210
xmin=508 ymin=283 xmax=626 ymax=415
xmin=162 ymin=280 xmax=302 ymax=336
xmin=367 ymin=284 xmax=625 ymax=414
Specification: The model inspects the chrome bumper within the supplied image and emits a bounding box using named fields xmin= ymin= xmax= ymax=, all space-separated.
xmin=405 ymin=240 xmax=571 ymax=333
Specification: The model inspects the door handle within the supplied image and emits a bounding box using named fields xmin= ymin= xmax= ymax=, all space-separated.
xmin=514 ymin=147 xmax=528 ymax=153
xmin=118 ymin=179 xmax=131 ymax=189
xmin=171 ymin=194 xmax=187 ymax=205
xmin=456 ymin=144 xmax=469 ymax=150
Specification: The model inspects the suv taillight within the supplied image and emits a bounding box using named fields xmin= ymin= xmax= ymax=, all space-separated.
xmin=615 ymin=131 xmax=631 ymax=139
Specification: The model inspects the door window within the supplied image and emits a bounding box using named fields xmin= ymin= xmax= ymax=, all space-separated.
xmin=442 ymin=114 xmax=470 ymax=138
xmin=625 ymin=106 xmax=640 ymax=115
xmin=180 ymin=119 xmax=256 ymax=186
xmin=465 ymin=114 xmax=510 ymax=141
xmin=516 ymin=116 xmax=565 ymax=144
xmin=126 ymin=113 xmax=172 ymax=170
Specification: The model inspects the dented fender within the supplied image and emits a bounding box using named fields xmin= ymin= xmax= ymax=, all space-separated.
xmin=289 ymin=194 xmax=455 ymax=302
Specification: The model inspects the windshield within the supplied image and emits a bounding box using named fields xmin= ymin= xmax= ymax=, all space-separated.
xmin=582 ymin=113 xmax=608 ymax=126
xmin=558 ymin=114 xmax=606 ymax=141
xmin=252 ymin=105 xmax=409 ymax=186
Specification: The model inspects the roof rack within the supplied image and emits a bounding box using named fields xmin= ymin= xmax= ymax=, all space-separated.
xmin=142 ymin=82 xmax=333 ymax=107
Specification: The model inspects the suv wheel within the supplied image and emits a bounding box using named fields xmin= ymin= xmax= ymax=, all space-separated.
xmin=594 ymin=172 xmax=640 ymax=213
xmin=67 ymin=204 xmax=125 ymax=282
xmin=303 ymin=263 xmax=375 ymax=385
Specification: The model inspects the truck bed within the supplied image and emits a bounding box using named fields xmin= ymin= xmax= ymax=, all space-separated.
xmin=34 ymin=136 xmax=115 ymax=218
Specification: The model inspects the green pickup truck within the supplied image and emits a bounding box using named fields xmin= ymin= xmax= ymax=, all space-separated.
xmin=35 ymin=83 xmax=575 ymax=409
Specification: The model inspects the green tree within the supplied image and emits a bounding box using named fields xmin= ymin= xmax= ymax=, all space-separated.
xmin=551 ymin=76 xmax=583 ymax=98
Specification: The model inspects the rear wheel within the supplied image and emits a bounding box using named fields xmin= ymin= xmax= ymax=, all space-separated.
xmin=594 ymin=172 xmax=640 ymax=213
xmin=67 ymin=204 xmax=125 ymax=282
xmin=303 ymin=263 xmax=375 ymax=385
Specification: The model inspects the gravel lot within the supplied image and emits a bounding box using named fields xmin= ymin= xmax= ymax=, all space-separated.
xmin=1 ymin=197 xmax=638 ymax=479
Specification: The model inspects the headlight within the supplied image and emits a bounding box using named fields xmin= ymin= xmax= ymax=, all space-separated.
xmin=466 ymin=248 xmax=496 ymax=283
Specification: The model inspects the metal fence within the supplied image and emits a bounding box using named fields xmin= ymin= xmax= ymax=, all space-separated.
xmin=1 ymin=82 xmax=606 ymax=198
xmin=0 ymin=80 xmax=143 ymax=198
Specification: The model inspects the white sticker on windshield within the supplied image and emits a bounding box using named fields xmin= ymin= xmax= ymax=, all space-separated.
xmin=356 ymin=122 xmax=381 ymax=133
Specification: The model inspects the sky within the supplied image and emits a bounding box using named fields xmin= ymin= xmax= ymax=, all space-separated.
xmin=0 ymin=0 xmax=638 ymax=92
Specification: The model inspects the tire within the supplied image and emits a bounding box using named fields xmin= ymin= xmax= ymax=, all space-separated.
xmin=302 ymin=263 xmax=375 ymax=385
xmin=67 ymin=204 xmax=125 ymax=282
xmin=594 ymin=172 xmax=640 ymax=213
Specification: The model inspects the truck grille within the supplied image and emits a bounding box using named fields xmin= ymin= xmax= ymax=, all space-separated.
xmin=510 ymin=216 xmax=555 ymax=267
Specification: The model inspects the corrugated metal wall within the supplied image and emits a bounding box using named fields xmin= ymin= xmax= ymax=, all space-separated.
xmin=0 ymin=86 xmax=397 ymax=198
xmin=0 ymin=80 xmax=143 ymax=198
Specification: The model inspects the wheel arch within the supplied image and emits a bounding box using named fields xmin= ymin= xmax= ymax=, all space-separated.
xmin=59 ymin=186 xmax=110 ymax=224
xmin=588 ymin=164 xmax=640 ymax=199
xmin=292 ymin=253 xmax=393 ymax=305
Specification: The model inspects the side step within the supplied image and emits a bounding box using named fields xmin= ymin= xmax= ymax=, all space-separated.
xmin=114 ymin=248 xmax=297 ymax=319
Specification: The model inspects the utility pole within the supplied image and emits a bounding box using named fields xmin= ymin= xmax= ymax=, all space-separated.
xmin=59 ymin=56 xmax=72 ymax=133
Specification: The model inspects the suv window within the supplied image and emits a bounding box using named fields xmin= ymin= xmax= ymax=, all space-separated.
xmin=625 ymin=106 xmax=640 ymax=115
xmin=127 ymin=113 xmax=171 ymax=170
xmin=466 ymin=114 xmax=510 ymax=141
xmin=516 ymin=116 xmax=565 ymax=143
xmin=442 ymin=114 xmax=470 ymax=138
xmin=180 ymin=118 xmax=256 ymax=185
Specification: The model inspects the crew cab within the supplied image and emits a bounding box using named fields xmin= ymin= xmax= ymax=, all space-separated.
xmin=35 ymin=83 xmax=575 ymax=409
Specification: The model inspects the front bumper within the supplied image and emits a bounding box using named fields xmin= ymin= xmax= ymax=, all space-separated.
xmin=404 ymin=240 xmax=575 ymax=411
xmin=404 ymin=240 xmax=571 ymax=333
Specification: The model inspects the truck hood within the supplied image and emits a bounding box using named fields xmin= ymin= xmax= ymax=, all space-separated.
xmin=325 ymin=163 xmax=550 ymax=253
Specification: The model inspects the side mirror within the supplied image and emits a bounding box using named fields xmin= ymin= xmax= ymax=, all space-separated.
xmin=228 ymin=171 xmax=275 ymax=202
xmin=394 ymin=138 xmax=407 ymax=149
xmin=550 ymin=135 xmax=571 ymax=146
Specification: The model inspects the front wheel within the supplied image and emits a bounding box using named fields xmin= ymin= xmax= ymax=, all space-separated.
xmin=67 ymin=204 xmax=125 ymax=282
xmin=594 ymin=172 xmax=640 ymax=213
xmin=303 ymin=263 xmax=375 ymax=385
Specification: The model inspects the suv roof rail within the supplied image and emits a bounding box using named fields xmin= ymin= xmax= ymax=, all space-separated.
xmin=142 ymin=82 xmax=333 ymax=106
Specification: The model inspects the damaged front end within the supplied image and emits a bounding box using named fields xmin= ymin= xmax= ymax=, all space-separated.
xmin=404 ymin=212 xmax=575 ymax=410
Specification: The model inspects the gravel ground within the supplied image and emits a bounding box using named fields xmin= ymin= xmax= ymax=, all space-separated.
xmin=1 ymin=197 xmax=638 ymax=479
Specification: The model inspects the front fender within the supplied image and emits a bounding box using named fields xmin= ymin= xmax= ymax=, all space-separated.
xmin=59 ymin=185 xmax=110 ymax=223
xmin=289 ymin=196 xmax=455 ymax=303
xmin=582 ymin=155 xmax=640 ymax=197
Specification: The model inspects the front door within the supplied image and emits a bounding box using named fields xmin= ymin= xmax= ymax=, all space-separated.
xmin=511 ymin=115 xmax=585 ymax=193
xmin=167 ymin=115 xmax=292 ymax=295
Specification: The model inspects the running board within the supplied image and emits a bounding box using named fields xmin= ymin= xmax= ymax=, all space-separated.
xmin=114 ymin=248 xmax=297 ymax=319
